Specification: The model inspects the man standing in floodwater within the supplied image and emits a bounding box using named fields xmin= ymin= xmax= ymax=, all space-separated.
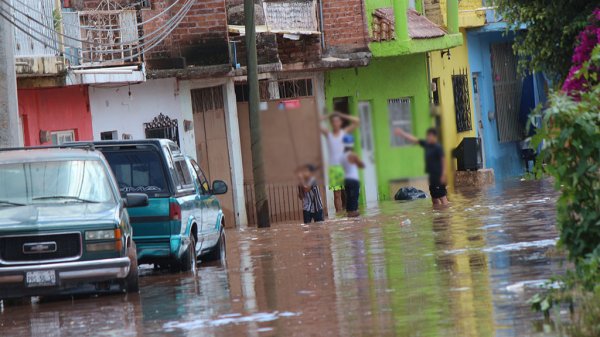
xmin=395 ymin=127 xmax=449 ymax=205
xmin=321 ymin=111 xmax=360 ymax=213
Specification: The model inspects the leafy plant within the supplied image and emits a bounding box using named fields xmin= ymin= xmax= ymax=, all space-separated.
xmin=526 ymin=12 xmax=600 ymax=327
xmin=495 ymin=0 xmax=597 ymax=84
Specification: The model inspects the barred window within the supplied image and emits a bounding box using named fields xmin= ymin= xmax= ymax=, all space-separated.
xmin=388 ymin=98 xmax=412 ymax=147
xmin=191 ymin=86 xmax=224 ymax=114
xmin=235 ymin=78 xmax=313 ymax=102
xmin=452 ymin=72 xmax=473 ymax=132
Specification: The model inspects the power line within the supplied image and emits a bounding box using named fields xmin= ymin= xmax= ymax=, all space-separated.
xmin=0 ymin=0 xmax=194 ymax=62
xmin=1 ymin=0 xmax=192 ymax=48
xmin=0 ymin=0 xmax=193 ymax=65
xmin=8 ymin=0 xmax=185 ymax=32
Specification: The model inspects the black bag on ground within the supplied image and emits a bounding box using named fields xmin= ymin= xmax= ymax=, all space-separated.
xmin=394 ymin=187 xmax=427 ymax=201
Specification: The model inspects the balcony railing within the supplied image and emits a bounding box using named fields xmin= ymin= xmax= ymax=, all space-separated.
xmin=62 ymin=9 xmax=141 ymax=68
xmin=11 ymin=0 xmax=59 ymax=58
xmin=10 ymin=0 xmax=142 ymax=70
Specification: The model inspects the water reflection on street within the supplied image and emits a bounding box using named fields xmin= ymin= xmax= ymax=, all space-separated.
xmin=0 ymin=179 xmax=566 ymax=336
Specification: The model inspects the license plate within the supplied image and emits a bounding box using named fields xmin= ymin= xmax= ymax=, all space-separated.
xmin=25 ymin=270 xmax=57 ymax=287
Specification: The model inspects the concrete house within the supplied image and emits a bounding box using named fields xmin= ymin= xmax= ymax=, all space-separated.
xmin=325 ymin=0 xmax=462 ymax=203
xmin=465 ymin=3 xmax=547 ymax=179
xmin=82 ymin=0 xmax=371 ymax=226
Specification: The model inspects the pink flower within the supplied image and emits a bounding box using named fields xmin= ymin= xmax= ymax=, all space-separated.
xmin=562 ymin=8 xmax=600 ymax=95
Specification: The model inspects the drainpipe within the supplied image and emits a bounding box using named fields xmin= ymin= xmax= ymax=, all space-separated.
xmin=447 ymin=0 xmax=459 ymax=34
xmin=393 ymin=0 xmax=409 ymax=41
xmin=318 ymin=0 xmax=325 ymax=51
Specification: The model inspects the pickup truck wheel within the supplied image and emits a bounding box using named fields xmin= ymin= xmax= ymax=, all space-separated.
xmin=204 ymin=230 xmax=226 ymax=265
xmin=178 ymin=236 xmax=197 ymax=273
xmin=122 ymin=241 xmax=139 ymax=293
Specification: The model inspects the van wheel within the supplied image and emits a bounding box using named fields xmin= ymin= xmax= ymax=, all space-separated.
xmin=204 ymin=230 xmax=226 ymax=265
xmin=177 ymin=236 xmax=197 ymax=273
xmin=122 ymin=242 xmax=139 ymax=293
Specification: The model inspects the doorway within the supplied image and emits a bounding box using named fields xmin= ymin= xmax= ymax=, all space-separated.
xmin=191 ymin=86 xmax=235 ymax=227
xmin=358 ymin=101 xmax=378 ymax=206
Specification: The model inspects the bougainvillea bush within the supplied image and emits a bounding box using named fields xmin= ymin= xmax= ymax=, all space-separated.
xmin=562 ymin=9 xmax=600 ymax=94
xmin=528 ymin=10 xmax=600 ymax=326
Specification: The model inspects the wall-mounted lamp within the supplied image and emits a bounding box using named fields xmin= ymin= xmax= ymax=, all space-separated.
xmin=441 ymin=49 xmax=451 ymax=60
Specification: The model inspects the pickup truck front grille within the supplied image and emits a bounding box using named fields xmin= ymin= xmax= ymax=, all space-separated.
xmin=0 ymin=233 xmax=81 ymax=263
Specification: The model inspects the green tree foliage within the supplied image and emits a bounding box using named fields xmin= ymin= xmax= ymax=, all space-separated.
xmin=495 ymin=0 xmax=597 ymax=83
xmin=531 ymin=47 xmax=600 ymax=263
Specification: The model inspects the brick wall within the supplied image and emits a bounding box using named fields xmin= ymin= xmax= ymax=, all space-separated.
xmin=276 ymin=35 xmax=321 ymax=64
xmin=321 ymin=0 xmax=369 ymax=54
xmin=77 ymin=0 xmax=230 ymax=69
xmin=144 ymin=0 xmax=230 ymax=68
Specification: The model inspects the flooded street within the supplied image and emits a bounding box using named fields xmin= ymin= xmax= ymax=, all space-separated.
xmin=0 ymin=179 xmax=566 ymax=337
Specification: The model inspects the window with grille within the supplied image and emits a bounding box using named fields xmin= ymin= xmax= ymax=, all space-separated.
xmin=388 ymin=98 xmax=412 ymax=147
xmin=235 ymin=78 xmax=313 ymax=102
xmin=144 ymin=113 xmax=179 ymax=145
xmin=452 ymin=72 xmax=473 ymax=132
xmin=191 ymin=86 xmax=224 ymax=114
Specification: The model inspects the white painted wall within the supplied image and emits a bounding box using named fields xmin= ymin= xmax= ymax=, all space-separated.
xmin=90 ymin=76 xmax=248 ymax=227
xmin=88 ymin=77 xmax=195 ymax=157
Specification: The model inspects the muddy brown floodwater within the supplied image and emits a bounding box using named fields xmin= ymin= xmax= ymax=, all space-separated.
xmin=0 ymin=179 xmax=567 ymax=337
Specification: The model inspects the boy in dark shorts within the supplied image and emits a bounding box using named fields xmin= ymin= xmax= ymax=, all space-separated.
xmin=395 ymin=127 xmax=448 ymax=205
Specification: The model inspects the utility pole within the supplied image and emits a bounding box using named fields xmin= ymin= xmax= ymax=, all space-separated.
xmin=244 ymin=0 xmax=270 ymax=227
xmin=0 ymin=1 xmax=21 ymax=148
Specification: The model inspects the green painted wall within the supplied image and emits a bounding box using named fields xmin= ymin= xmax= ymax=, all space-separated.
xmin=325 ymin=54 xmax=432 ymax=200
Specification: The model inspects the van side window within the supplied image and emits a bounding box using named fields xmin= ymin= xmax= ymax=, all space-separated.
xmin=190 ymin=159 xmax=210 ymax=194
xmin=174 ymin=160 xmax=193 ymax=190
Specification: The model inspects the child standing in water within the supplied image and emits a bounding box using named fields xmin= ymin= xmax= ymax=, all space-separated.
xmin=321 ymin=111 xmax=360 ymax=214
xmin=297 ymin=164 xmax=324 ymax=223
xmin=395 ymin=127 xmax=448 ymax=205
xmin=341 ymin=135 xmax=364 ymax=217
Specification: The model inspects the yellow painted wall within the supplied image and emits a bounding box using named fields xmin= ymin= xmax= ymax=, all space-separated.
xmin=436 ymin=0 xmax=486 ymax=28
xmin=428 ymin=29 xmax=477 ymax=185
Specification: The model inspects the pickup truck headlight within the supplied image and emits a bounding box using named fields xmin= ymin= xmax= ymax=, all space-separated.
xmin=85 ymin=229 xmax=122 ymax=241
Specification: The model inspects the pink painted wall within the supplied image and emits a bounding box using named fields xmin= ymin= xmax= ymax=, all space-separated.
xmin=18 ymin=85 xmax=93 ymax=146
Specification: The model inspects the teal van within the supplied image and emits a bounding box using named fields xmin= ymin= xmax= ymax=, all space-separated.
xmin=92 ymin=140 xmax=227 ymax=271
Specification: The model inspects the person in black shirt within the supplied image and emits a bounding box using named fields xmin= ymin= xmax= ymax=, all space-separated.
xmin=395 ymin=127 xmax=449 ymax=205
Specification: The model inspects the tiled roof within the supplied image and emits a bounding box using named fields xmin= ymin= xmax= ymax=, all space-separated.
xmin=373 ymin=8 xmax=447 ymax=39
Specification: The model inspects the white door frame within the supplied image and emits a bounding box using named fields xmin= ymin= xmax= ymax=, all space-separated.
xmin=358 ymin=101 xmax=378 ymax=207
xmin=472 ymin=73 xmax=486 ymax=168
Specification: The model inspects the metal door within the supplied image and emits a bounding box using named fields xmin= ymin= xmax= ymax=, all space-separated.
xmin=191 ymin=86 xmax=235 ymax=227
xmin=358 ymin=101 xmax=378 ymax=207
xmin=491 ymin=42 xmax=524 ymax=143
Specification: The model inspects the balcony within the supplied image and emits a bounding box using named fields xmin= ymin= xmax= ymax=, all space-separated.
xmin=368 ymin=0 xmax=463 ymax=57
xmin=10 ymin=0 xmax=144 ymax=84
xmin=11 ymin=0 xmax=65 ymax=77
xmin=62 ymin=9 xmax=142 ymax=68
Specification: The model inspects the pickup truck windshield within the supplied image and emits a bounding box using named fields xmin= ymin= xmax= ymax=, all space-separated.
xmin=0 ymin=160 xmax=115 ymax=206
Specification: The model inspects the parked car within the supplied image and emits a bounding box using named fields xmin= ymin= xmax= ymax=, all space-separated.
xmin=89 ymin=140 xmax=228 ymax=271
xmin=0 ymin=146 xmax=147 ymax=300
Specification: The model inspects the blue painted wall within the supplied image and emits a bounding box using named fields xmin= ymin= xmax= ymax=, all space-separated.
xmin=466 ymin=26 xmax=544 ymax=179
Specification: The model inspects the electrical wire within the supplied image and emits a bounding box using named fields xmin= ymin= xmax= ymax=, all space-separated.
xmin=1 ymin=0 xmax=193 ymax=48
xmin=8 ymin=0 xmax=185 ymax=32
xmin=0 ymin=0 xmax=193 ymax=65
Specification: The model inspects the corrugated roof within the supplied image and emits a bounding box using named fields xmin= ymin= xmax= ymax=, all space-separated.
xmin=373 ymin=8 xmax=446 ymax=39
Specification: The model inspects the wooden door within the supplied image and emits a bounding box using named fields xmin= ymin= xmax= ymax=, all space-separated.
xmin=191 ymin=86 xmax=235 ymax=227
